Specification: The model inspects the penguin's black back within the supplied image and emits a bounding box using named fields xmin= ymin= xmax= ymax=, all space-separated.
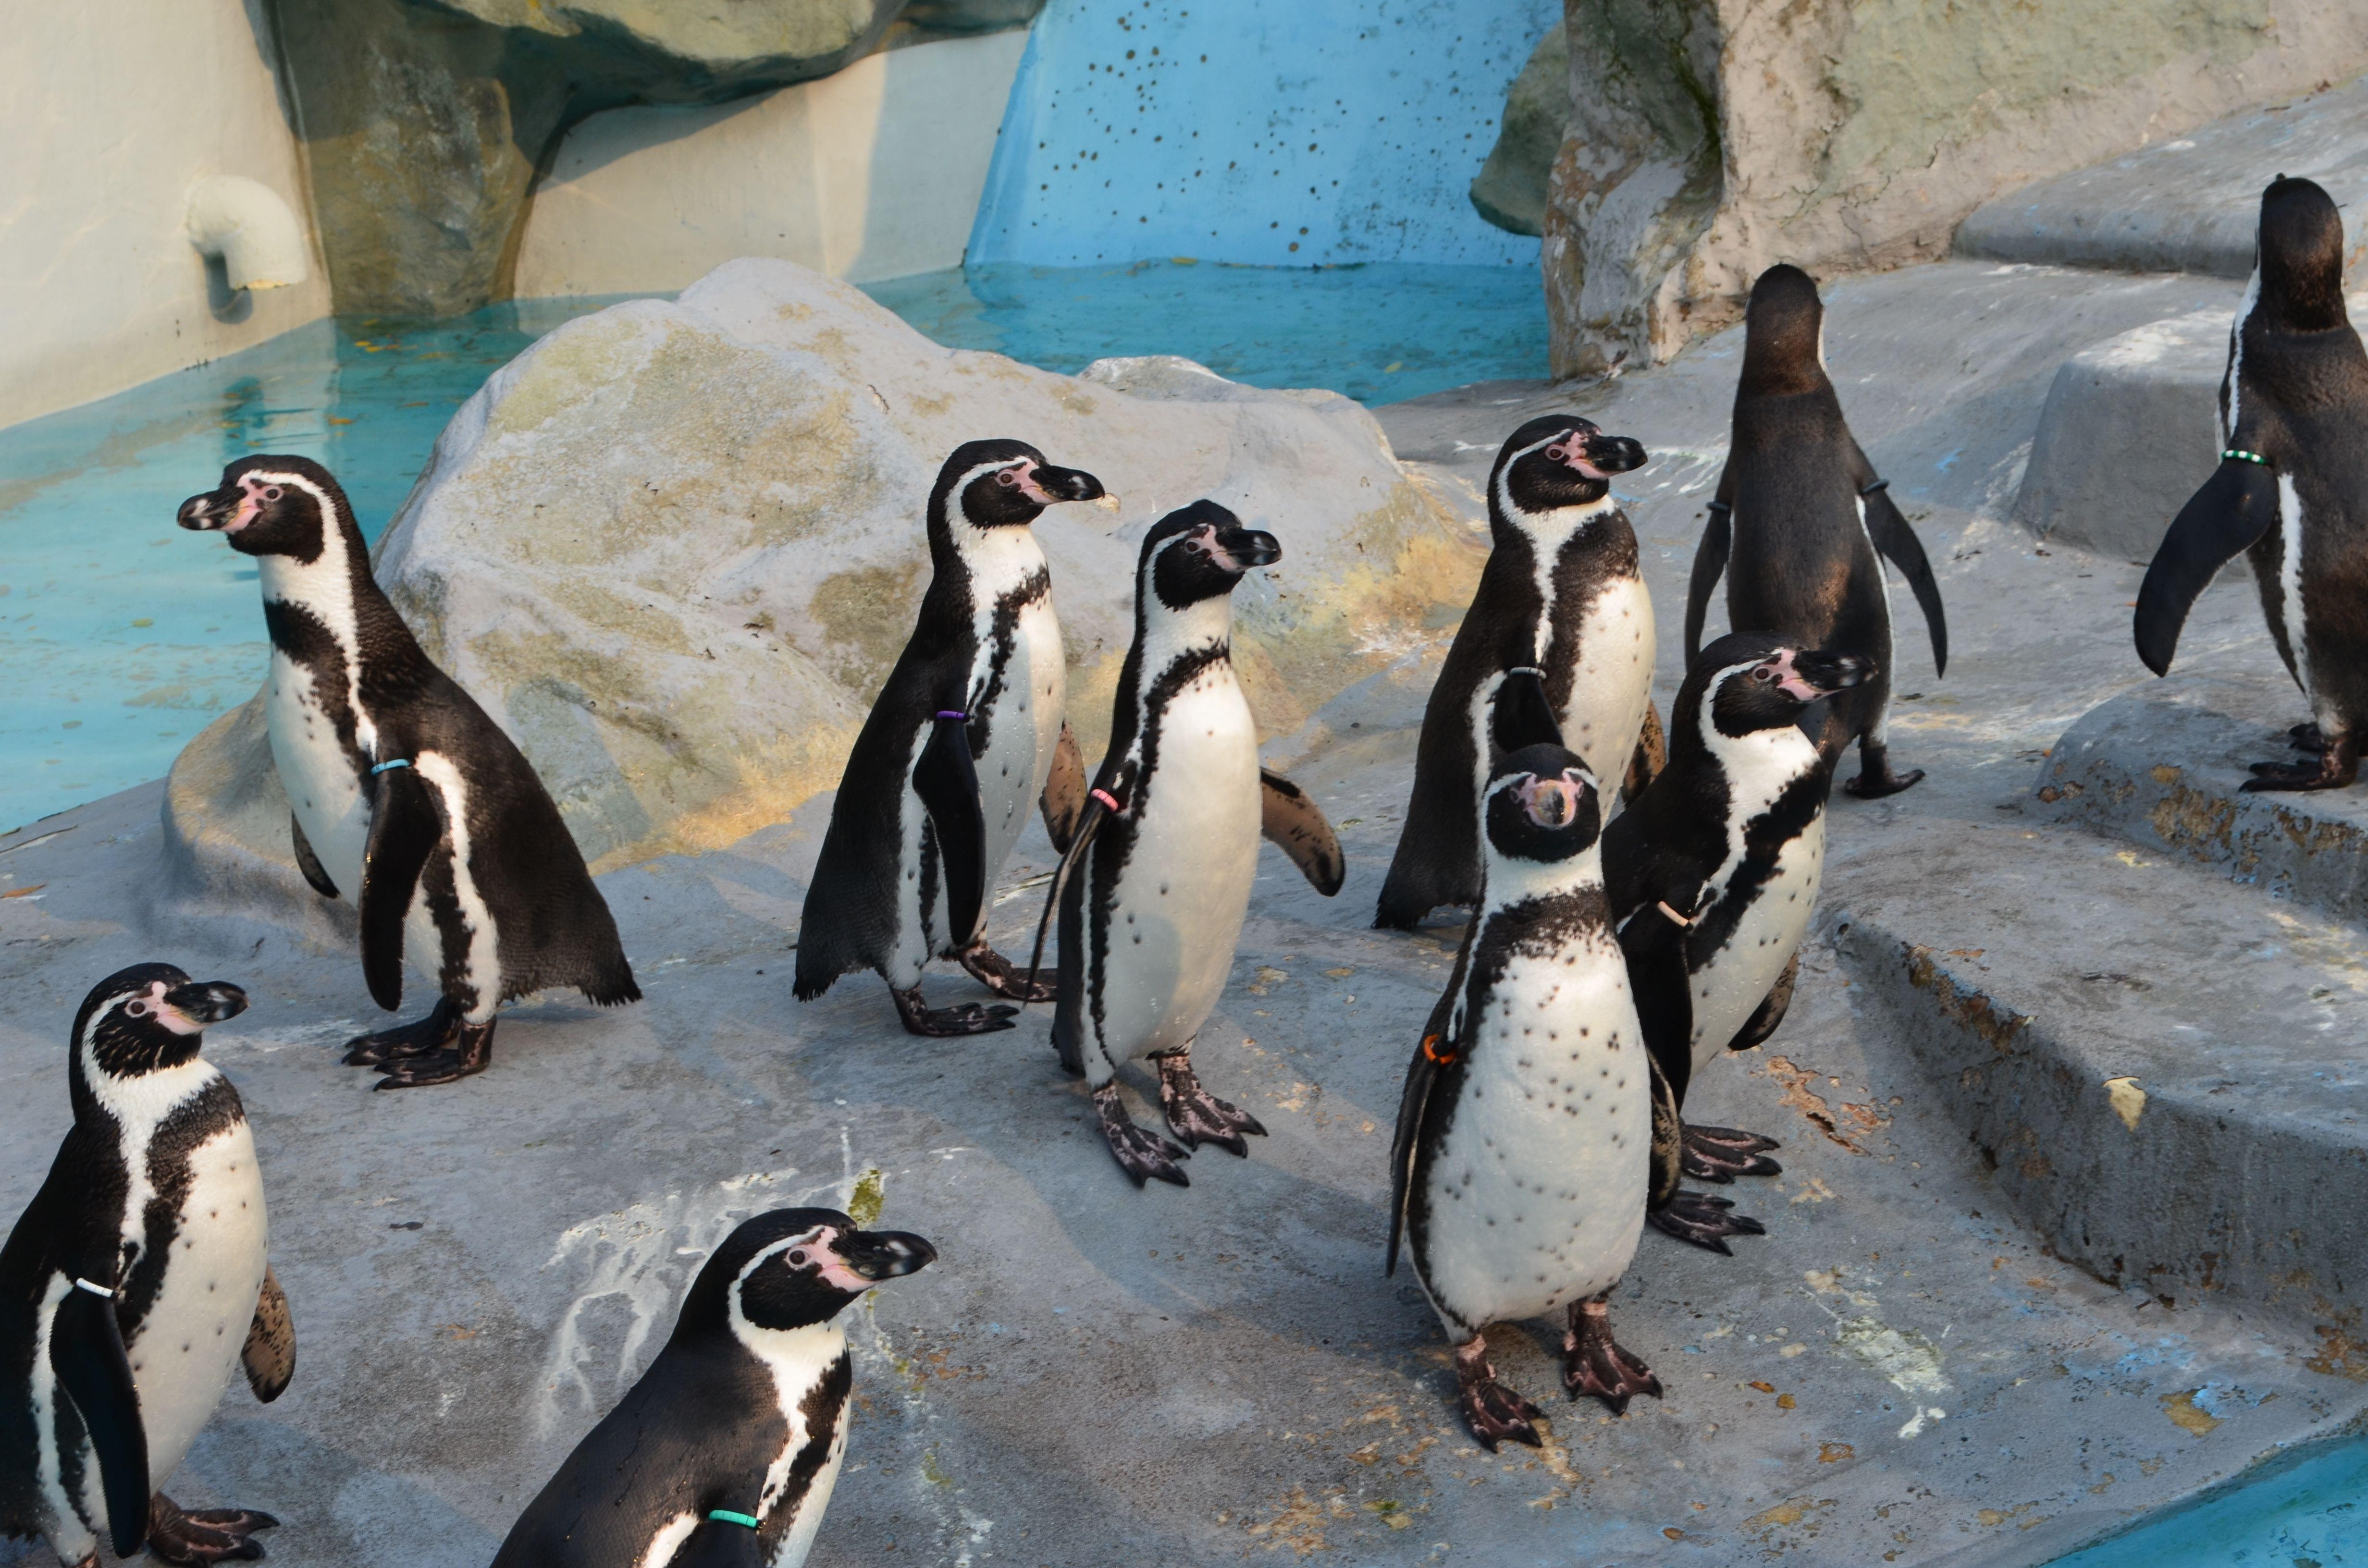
xmin=491 ymin=1337 xmax=848 ymax=1568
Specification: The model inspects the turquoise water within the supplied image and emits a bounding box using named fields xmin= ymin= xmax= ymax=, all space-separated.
xmin=2047 ymin=1434 xmax=2368 ymax=1567
xmin=0 ymin=263 xmax=1544 ymax=833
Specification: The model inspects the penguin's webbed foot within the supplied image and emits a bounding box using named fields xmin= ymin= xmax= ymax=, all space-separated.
xmin=147 ymin=1493 xmax=278 ymax=1563
xmin=1648 ymin=1189 xmax=1767 ymax=1255
xmin=891 ymin=984 xmax=1017 ymax=1036
xmin=2243 ymin=736 xmax=2359 ymax=792
xmin=1095 ymin=1081 xmax=1190 ymax=1187
xmin=341 ymin=997 xmax=459 ymax=1066
xmin=1844 ymin=762 xmax=1924 ymax=798
xmin=956 ymin=943 xmax=1057 ymax=1003
xmin=1681 ymin=1122 xmax=1784 ymax=1182
xmin=1453 ymin=1335 xmax=1543 ymax=1451
xmin=1154 ymin=1050 xmax=1267 ymax=1156
xmin=373 ymin=1018 xmax=495 ymax=1090
xmin=2291 ymin=722 xmax=2328 ymax=754
xmin=1562 ymin=1296 xmax=1663 ymax=1415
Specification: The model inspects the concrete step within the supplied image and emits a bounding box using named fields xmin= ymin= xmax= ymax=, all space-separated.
xmin=1957 ymin=74 xmax=2368 ymax=279
xmin=2030 ymin=665 xmax=2368 ymax=921
xmin=1830 ymin=814 xmax=2368 ymax=1326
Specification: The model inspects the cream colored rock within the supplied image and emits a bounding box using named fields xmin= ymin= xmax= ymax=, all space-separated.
xmin=163 ymin=260 xmax=1478 ymax=911
xmin=1544 ymin=0 xmax=2368 ymax=378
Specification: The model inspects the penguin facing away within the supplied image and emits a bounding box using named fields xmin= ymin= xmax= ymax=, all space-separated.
xmin=178 ymin=458 xmax=640 ymax=1088
xmin=1688 ymin=265 xmax=1947 ymax=798
xmin=1387 ymin=745 xmax=1663 ymax=1450
xmin=1038 ymin=501 xmax=1345 ymax=1187
xmin=1376 ymin=415 xmax=1657 ymax=930
xmin=0 ymin=964 xmax=295 ymax=1566
xmin=1604 ymin=635 xmax=1871 ymax=1252
xmin=2136 ymin=176 xmax=2368 ymax=792
xmin=492 ymin=1208 xmax=933 ymax=1568
xmin=795 ymin=440 xmax=1110 ymax=1036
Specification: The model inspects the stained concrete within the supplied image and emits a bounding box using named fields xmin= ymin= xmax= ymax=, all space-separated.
xmin=9 ymin=257 xmax=2368 ymax=1567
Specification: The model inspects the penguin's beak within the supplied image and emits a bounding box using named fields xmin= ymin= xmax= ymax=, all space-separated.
xmin=177 ymin=484 xmax=242 ymax=533
xmin=1517 ymin=772 xmax=1588 ymax=829
xmin=1029 ymin=464 xmax=1107 ymax=507
xmin=834 ymin=1229 xmax=936 ymax=1282
xmin=1775 ymin=648 xmax=1874 ymax=700
xmin=1214 ymin=522 xmax=1282 ymax=570
xmin=160 ymin=980 xmax=248 ymax=1029
xmin=1572 ymin=430 xmax=1649 ymax=478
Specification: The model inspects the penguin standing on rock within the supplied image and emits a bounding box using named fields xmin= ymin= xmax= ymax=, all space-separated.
xmin=1037 ymin=501 xmax=1344 ymax=1186
xmin=1687 ymin=265 xmax=1947 ymax=797
xmin=1605 ymin=635 xmax=1871 ymax=1250
xmin=1377 ymin=415 xmax=1657 ymax=930
xmin=2136 ymin=176 xmax=2368 ymax=791
xmin=493 ymin=1208 xmax=933 ymax=1568
xmin=0 ymin=964 xmax=296 ymax=1565
xmin=178 ymin=457 xmax=640 ymax=1088
xmin=1387 ymin=746 xmax=1662 ymax=1450
xmin=796 ymin=441 xmax=1110 ymax=1035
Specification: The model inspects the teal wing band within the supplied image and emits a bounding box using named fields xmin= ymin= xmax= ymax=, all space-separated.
xmin=2223 ymin=449 xmax=2271 ymax=466
xmin=708 ymin=1511 xmax=761 ymax=1530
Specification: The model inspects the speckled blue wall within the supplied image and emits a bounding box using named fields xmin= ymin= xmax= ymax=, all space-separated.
xmin=968 ymin=0 xmax=1555 ymax=269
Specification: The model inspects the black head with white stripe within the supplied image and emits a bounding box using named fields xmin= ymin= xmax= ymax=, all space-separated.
xmin=70 ymin=963 xmax=247 ymax=1085
xmin=2255 ymin=176 xmax=2349 ymax=334
xmin=1493 ymin=415 xmax=1648 ymax=517
xmin=677 ymin=1208 xmax=936 ymax=1339
xmin=1484 ymin=744 xmax=1602 ymax=864
xmin=1688 ymin=632 xmax=1871 ymax=740
xmin=1140 ymin=499 xmax=1281 ymax=611
xmin=931 ymin=439 xmax=1106 ymax=536
xmin=177 ymin=454 xmax=359 ymax=563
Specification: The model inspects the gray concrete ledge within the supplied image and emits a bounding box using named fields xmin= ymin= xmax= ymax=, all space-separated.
xmin=2030 ymin=665 xmax=2368 ymax=920
xmin=1957 ymin=74 xmax=2368 ymax=280
xmin=2011 ymin=308 xmax=2228 ymax=560
xmin=1834 ymin=821 xmax=2368 ymax=1330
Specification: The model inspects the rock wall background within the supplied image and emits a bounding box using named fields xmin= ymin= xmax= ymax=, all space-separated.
xmin=1540 ymin=0 xmax=2368 ymax=377
xmin=164 ymin=259 xmax=1480 ymax=910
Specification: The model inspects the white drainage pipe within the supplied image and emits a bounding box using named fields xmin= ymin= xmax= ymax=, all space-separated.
xmin=185 ymin=175 xmax=310 ymax=291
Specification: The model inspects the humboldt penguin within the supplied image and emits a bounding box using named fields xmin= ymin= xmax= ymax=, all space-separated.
xmin=178 ymin=457 xmax=640 ymax=1087
xmin=1687 ymin=265 xmax=1947 ymax=797
xmin=2136 ymin=176 xmax=2368 ymax=791
xmin=795 ymin=440 xmax=1109 ymax=1035
xmin=1375 ymin=415 xmax=1658 ymax=930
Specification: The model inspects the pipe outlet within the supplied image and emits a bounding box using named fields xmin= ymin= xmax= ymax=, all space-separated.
xmin=185 ymin=175 xmax=310 ymax=291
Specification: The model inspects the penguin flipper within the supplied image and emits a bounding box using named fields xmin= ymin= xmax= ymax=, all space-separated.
xmin=2135 ymin=458 xmax=2282 ymax=676
xmin=360 ymin=761 xmax=441 ymax=1013
xmin=913 ymin=715 xmax=988 ymax=947
xmin=1622 ymin=700 xmax=1666 ymax=803
xmin=1727 ymin=952 xmax=1800 ymax=1054
xmin=1616 ymin=899 xmax=1697 ymax=1108
xmin=1388 ymin=959 xmax=1470 ymax=1275
xmin=1258 ymin=770 xmax=1345 ymax=895
xmin=1490 ymin=667 xmax=1564 ymax=754
xmin=1041 ymin=722 xmax=1087 ymax=855
xmin=1685 ymin=490 xmax=1733 ymax=665
xmin=1646 ymin=1054 xmax=1685 ymax=1213
xmin=1861 ymin=481 xmax=1949 ymax=678
xmin=241 ymin=1265 xmax=296 ymax=1403
xmin=290 ymin=813 xmax=339 ymax=899
xmin=50 ymin=1283 xmax=150 ymax=1557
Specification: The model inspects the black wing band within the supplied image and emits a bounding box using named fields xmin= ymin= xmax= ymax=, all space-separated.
xmin=2134 ymin=458 xmax=2282 ymax=676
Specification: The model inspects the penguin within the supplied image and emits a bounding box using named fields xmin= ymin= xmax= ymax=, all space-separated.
xmin=1686 ymin=264 xmax=1947 ymax=798
xmin=1038 ymin=501 xmax=1345 ymax=1186
xmin=1603 ymin=635 xmax=1871 ymax=1251
xmin=2136 ymin=176 xmax=2368 ymax=791
xmin=177 ymin=457 xmax=640 ymax=1088
xmin=1376 ymin=415 xmax=1657 ymax=931
xmin=492 ymin=1207 xmax=933 ymax=1568
xmin=1386 ymin=745 xmax=1662 ymax=1450
xmin=0 ymin=963 xmax=295 ymax=1566
xmin=795 ymin=440 xmax=1110 ymax=1036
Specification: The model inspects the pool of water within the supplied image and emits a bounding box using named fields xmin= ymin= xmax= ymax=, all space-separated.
xmin=2045 ymin=1433 xmax=2368 ymax=1567
xmin=0 ymin=262 xmax=1543 ymax=833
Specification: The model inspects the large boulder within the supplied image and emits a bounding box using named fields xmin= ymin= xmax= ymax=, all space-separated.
xmin=161 ymin=259 xmax=1478 ymax=915
xmin=264 ymin=0 xmax=1045 ymax=317
xmin=1542 ymin=0 xmax=2368 ymax=378
xmin=1469 ymin=21 xmax=1571 ymax=238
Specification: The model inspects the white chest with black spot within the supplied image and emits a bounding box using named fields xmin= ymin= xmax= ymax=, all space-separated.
xmin=258 ymin=549 xmax=375 ymax=894
xmin=970 ymin=588 xmax=1066 ymax=905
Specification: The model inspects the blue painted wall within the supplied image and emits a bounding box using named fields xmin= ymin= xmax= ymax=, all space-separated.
xmin=969 ymin=0 xmax=1556 ymax=269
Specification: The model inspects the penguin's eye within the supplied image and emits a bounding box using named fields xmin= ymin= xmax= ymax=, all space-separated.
xmin=262 ymin=486 xmax=282 ymax=502
xmin=995 ymin=468 xmax=1022 ymax=488
xmin=1544 ymin=443 xmax=1567 ymax=462
xmin=788 ymin=1250 xmax=809 ymax=1268
xmin=1752 ymin=666 xmax=1776 ymax=683
xmin=124 ymin=999 xmax=150 ymax=1018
